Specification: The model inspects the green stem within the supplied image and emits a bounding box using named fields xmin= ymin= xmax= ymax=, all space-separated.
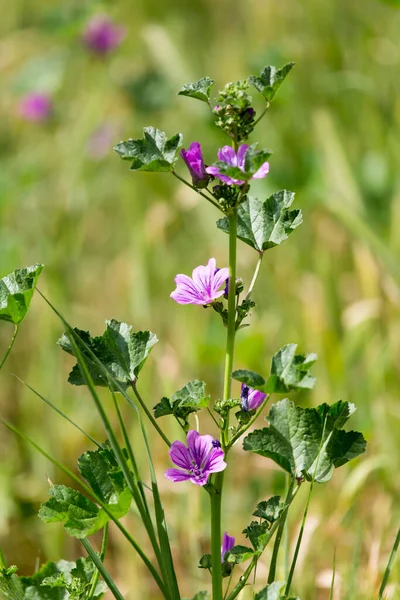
xmin=378 ymin=527 xmax=400 ymax=600
xmin=329 ymin=548 xmax=336 ymax=600
xmin=0 ymin=546 xmax=6 ymax=568
xmin=172 ymin=171 xmax=221 ymax=211
xmin=210 ymin=477 xmax=224 ymax=600
xmin=222 ymin=210 xmax=238 ymax=446
xmin=253 ymin=104 xmax=269 ymax=128
xmin=131 ymin=383 xmax=171 ymax=447
xmin=87 ymin=523 xmax=108 ymax=600
xmin=245 ymin=253 xmax=263 ymax=300
xmin=268 ymin=478 xmax=294 ymax=583
xmin=0 ymin=325 xmax=19 ymax=371
xmin=81 ymin=536 xmax=124 ymax=600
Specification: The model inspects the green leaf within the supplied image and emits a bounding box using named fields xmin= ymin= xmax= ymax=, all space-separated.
xmin=77 ymin=444 xmax=127 ymax=505
xmin=216 ymin=192 xmax=302 ymax=253
xmin=254 ymin=582 xmax=286 ymax=600
xmin=249 ymin=62 xmax=295 ymax=102
xmin=225 ymin=545 xmax=254 ymax=564
xmin=178 ymin=77 xmax=215 ymax=103
xmin=58 ymin=320 xmax=158 ymax=390
xmin=243 ymin=399 xmax=367 ymax=483
xmin=114 ymin=127 xmax=182 ymax=172
xmin=153 ymin=380 xmax=210 ymax=425
xmin=243 ymin=521 xmax=270 ymax=552
xmin=266 ymin=344 xmax=317 ymax=393
xmin=0 ymin=565 xmax=24 ymax=600
xmin=232 ymin=369 xmax=266 ymax=390
xmin=21 ymin=560 xmax=76 ymax=600
xmin=40 ymin=557 xmax=106 ymax=600
xmin=0 ymin=264 xmax=43 ymax=324
xmin=253 ymin=496 xmax=285 ymax=524
xmin=39 ymin=479 xmax=131 ymax=538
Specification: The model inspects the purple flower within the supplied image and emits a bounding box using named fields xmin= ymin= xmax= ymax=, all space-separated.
xmin=165 ymin=430 xmax=227 ymax=486
xmin=18 ymin=93 xmax=52 ymax=122
xmin=206 ymin=144 xmax=269 ymax=186
xmin=180 ymin=142 xmax=209 ymax=188
xmin=241 ymin=384 xmax=267 ymax=411
xmin=171 ymin=258 xmax=230 ymax=305
xmin=221 ymin=532 xmax=235 ymax=562
xmin=83 ymin=15 xmax=126 ymax=55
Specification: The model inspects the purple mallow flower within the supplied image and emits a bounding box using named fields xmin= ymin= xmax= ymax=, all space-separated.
xmin=221 ymin=532 xmax=235 ymax=562
xmin=241 ymin=384 xmax=267 ymax=411
xmin=206 ymin=144 xmax=269 ymax=186
xmin=18 ymin=93 xmax=52 ymax=122
xmin=170 ymin=258 xmax=229 ymax=306
xmin=180 ymin=142 xmax=208 ymax=188
xmin=83 ymin=15 xmax=126 ymax=55
xmin=165 ymin=430 xmax=227 ymax=486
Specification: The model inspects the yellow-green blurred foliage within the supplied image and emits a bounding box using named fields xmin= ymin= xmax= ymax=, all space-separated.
xmin=1 ymin=0 xmax=400 ymax=598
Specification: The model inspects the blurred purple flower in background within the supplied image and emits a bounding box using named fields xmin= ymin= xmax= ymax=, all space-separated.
xmin=165 ymin=430 xmax=227 ymax=486
xmin=83 ymin=15 xmax=126 ymax=55
xmin=180 ymin=142 xmax=209 ymax=188
xmin=18 ymin=93 xmax=52 ymax=122
xmin=171 ymin=258 xmax=229 ymax=305
xmin=221 ymin=532 xmax=235 ymax=562
xmin=241 ymin=384 xmax=267 ymax=411
xmin=206 ymin=144 xmax=269 ymax=185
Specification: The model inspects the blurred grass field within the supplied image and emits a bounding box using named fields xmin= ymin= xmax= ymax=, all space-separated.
xmin=1 ymin=0 xmax=400 ymax=598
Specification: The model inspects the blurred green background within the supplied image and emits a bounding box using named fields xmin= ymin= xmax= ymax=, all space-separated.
xmin=1 ymin=0 xmax=400 ymax=598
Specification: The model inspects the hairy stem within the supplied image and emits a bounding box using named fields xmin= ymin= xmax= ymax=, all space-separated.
xmin=246 ymin=253 xmax=263 ymax=300
xmin=0 ymin=324 xmax=19 ymax=371
xmin=211 ymin=209 xmax=238 ymax=600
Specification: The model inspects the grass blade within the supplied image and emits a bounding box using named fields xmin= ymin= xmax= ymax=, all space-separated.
xmin=378 ymin=528 xmax=400 ymax=600
xmin=80 ymin=536 xmax=124 ymax=600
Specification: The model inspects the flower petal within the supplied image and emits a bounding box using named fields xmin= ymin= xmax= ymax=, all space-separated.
xmin=187 ymin=430 xmax=214 ymax=467
xmin=189 ymin=473 xmax=210 ymax=486
xmin=203 ymin=447 xmax=227 ymax=474
xmin=169 ymin=440 xmax=192 ymax=469
xmin=221 ymin=532 xmax=235 ymax=561
xmin=252 ymin=162 xmax=270 ymax=179
xmin=237 ymin=144 xmax=249 ymax=169
xmin=218 ymin=146 xmax=237 ymax=166
xmin=212 ymin=267 xmax=230 ymax=292
xmin=165 ymin=468 xmax=191 ymax=482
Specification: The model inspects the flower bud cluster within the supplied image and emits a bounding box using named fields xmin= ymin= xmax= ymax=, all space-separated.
xmin=214 ymin=81 xmax=256 ymax=142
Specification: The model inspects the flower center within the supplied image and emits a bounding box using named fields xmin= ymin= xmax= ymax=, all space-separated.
xmin=190 ymin=465 xmax=204 ymax=479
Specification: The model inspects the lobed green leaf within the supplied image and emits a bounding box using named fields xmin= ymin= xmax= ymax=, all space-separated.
xmin=266 ymin=344 xmax=317 ymax=393
xmin=243 ymin=399 xmax=367 ymax=483
xmin=114 ymin=127 xmax=183 ymax=172
xmin=216 ymin=192 xmax=302 ymax=253
xmin=249 ymin=62 xmax=295 ymax=102
xmin=153 ymin=380 xmax=210 ymax=426
xmin=253 ymin=496 xmax=285 ymax=523
xmin=243 ymin=521 xmax=270 ymax=552
xmin=58 ymin=319 xmax=158 ymax=390
xmin=225 ymin=545 xmax=254 ymax=564
xmin=0 ymin=264 xmax=43 ymax=324
xmin=232 ymin=369 xmax=266 ymax=391
xmin=178 ymin=77 xmax=215 ymax=103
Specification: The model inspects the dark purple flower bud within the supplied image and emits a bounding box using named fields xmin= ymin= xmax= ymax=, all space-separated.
xmin=180 ymin=142 xmax=209 ymax=188
xmin=212 ymin=439 xmax=221 ymax=448
xmin=241 ymin=383 xmax=266 ymax=411
xmin=83 ymin=15 xmax=126 ymax=55
xmin=18 ymin=93 xmax=52 ymax=122
xmin=221 ymin=532 xmax=235 ymax=562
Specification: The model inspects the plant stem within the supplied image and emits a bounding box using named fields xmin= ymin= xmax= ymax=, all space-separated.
xmin=268 ymin=477 xmax=294 ymax=583
xmin=246 ymin=253 xmax=263 ymax=300
xmin=87 ymin=523 xmax=109 ymax=600
xmin=172 ymin=171 xmax=221 ymax=211
xmin=222 ymin=210 xmax=238 ymax=446
xmin=0 ymin=324 xmax=19 ymax=371
xmin=378 ymin=527 xmax=400 ymax=600
xmin=253 ymin=104 xmax=269 ymax=128
xmin=81 ymin=537 xmax=124 ymax=600
xmin=210 ymin=477 xmax=224 ymax=600
xmin=210 ymin=209 xmax=238 ymax=600
xmin=329 ymin=548 xmax=336 ymax=600
xmin=131 ymin=383 xmax=171 ymax=447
